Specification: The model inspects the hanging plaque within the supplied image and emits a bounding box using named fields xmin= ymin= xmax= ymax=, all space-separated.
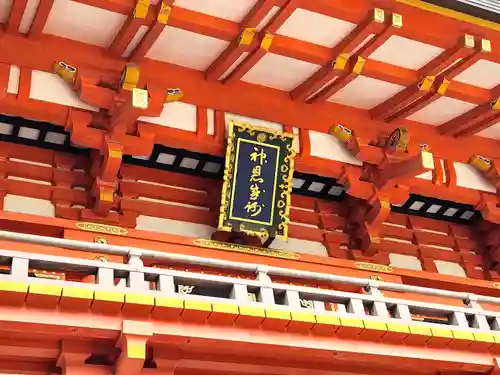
xmin=218 ymin=121 xmax=296 ymax=240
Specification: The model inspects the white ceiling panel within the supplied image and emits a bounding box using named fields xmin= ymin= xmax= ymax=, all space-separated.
xmin=43 ymin=0 xmax=126 ymax=47
xmin=369 ymin=35 xmax=444 ymax=70
xmin=453 ymin=59 xmax=500 ymax=89
xmin=327 ymin=76 xmax=405 ymax=109
xmin=407 ymin=97 xmax=477 ymax=126
xmin=172 ymin=0 xmax=258 ymax=22
xmin=147 ymin=26 xmax=230 ymax=71
xmin=277 ymin=8 xmax=356 ymax=48
xmin=242 ymin=53 xmax=321 ymax=91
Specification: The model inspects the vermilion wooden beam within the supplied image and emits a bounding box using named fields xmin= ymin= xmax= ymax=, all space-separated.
xmin=109 ymin=16 xmax=146 ymax=57
xmin=28 ymin=0 xmax=55 ymax=38
xmin=439 ymin=101 xmax=498 ymax=137
xmin=6 ymin=0 xmax=28 ymax=33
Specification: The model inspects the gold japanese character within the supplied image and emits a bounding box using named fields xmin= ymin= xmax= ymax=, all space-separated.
xmin=244 ymin=201 xmax=264 ymax=217
xmin=250 ymin=165 xmax=263 ymax=183
xmin=250 ymin=147 xmax=267 ymax=165
xmin=249 ymin=184 xmax=261 ymax=201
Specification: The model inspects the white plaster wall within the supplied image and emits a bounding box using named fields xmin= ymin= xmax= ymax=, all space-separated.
xmin=270 ymin=238 xmax=328 ymax=257
xmin=8 ymin=65 xmax=20 ymax=94
xmin=389 ymin=253 xmax=423 ymax=271
xmin=454 ymin=162 xmax=496 ymax=193
xmin=308 ymin=130 xmax=362 ymax=166
xmin=4 ymin=195 xmax=55 ymax=217
xmin=30 ymin=71 xmax=97 ymax=111
xmin=139 ymin=102 xmax=197 ymax=132
xmin=434 ymin=260 xmax=466 ymax=277
xmin=135 ymin=216 xmax=216 ymax=238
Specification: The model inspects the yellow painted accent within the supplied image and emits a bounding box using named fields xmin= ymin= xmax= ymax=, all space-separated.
xmin=165 ymin=88 xmax=184 ymax=103
xmin=419 ymin=76 xmax=435 ymax=91
xmin=340 ymin=317 xmax=365 ymax=328
xmin=157 ymin=3 xmax=171 ymax=24
xmin=482 ymin=39 xmax=492 ymax=53
xmin=121 ymin=64 xmax=140 ymax=91
xmin=397 ymin=0 xmax=500 ymax=32
xmin=184 ymin=300 xmax=212 ymax=312
xmin=94 ymin=290 xmax=125 ymax=303
xmin=29 ymin=284 xmax=62 ymax=296
xmin=387 ymin=322 xmax=410 ymax=333
xmin=452 ymin=330 xmax=475 ymax=341
xmin=430 ymin=327 xmax=453 ymax=338
xmin=492 ymin=332 xmax=500 ymax=343
xmin=333 ymin=53 xmax=349 ymax=70
xmin=100 ymin=191 xmax=114 ymax=203
xmin=239 ymin=28 xmax=256 ymax=45
xmin=291 ymin=311 xmax=316 ymax=323
xmin=464 ymin=34 xmax=475 ymax=48
xmin=437 ymin=79 xmax=450 ymax=95
xmin=473 ymin=332 xmax=495 ymax=343
xmin=421 ymin=151 xmax=435 ymax=170
xmin=108 ymin=148 xmax=122 ymax=159
xmin=212 ymin=303 xmax=239 ymax=314
xmin=127 ymin=342 xmax=146 ymax=359
xmin=0 ymin=280 xmax=28 ymax=293
xmin=492 ymin=98 xmax=500 ymax=110
xmin=392 ymin=13 xmax=403 ymax=28
xmin=353 ymin=57 xmax=366 ymax=74
xmin=374 ymin=8 xmax=385 ymax=23
xmin=62 ymin=287 xmax=94 ymax=300
xmin=239 ymin=305 xmax=266 ymax=317
xmin=409 ymin=325 xmax=432 ymax=336
xmin=363 ymin=320 xmax=387 ymax=331
xmin=469 ymin=154 xmax=492 ymax=172
xmin=330 ymin=124 xmax=353 ymax=142
xmin=261 ymin=33 xmax=274 ymax=50
xmin=266 ymin=309 xmax=291 ymax=320
xmin=125 ymin=294 xmax=155 ymax=306
xmin=134 ymin=0 xmax=150 ymax=18
xmin=155 ymin=296 xmax=184 ymax=309
xmin=315 ymin=314 xmax=340 ymax=326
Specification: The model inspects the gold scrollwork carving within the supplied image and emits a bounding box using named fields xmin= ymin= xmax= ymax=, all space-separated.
xmin=193 ymin=239 xmax=300 ymax=260
xmin=300 ymin=299 xmax=313 ymax=309
xmin=178 ymin=285 xmax=195 ymax=295
xmin=493 ymin=282 xmax=500 ymax=289
xmin=355 ymin=262 xmax=393 ymax=274
xmin=76 ymin=222 xmax=128 ymax=236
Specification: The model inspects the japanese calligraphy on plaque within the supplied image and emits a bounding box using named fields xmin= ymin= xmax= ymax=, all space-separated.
xmin=218 ymin=121 xmax=296 ymax=240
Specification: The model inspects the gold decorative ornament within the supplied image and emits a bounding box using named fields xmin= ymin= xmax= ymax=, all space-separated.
xmin=133 ymin=0 xmax=150 ymax=19
xmin=178 ymin=285 xmax=195 ymax=295
xmin=157 ymin=2 xmax=171 ymax=24
xmin=385 ymin=127 xmax=409 ymax=153
xmin=94 ymin=237 xmax=108 ymax=244
xmin=94 ymin=256 xmax=108 ymax=262
xmin=330 ymin=124 xmax=353 ymax=143
xmin=53 ymin=61 xmax=77 ymax=84
xmin=165 ymin=88 xmax=184 ymax=102
xmin=493 ymin=282 xmax=500 ymax=289
xmin=469 ymin=154 xmax=492 ymax=173
xmin=76 ymin=222 xmax=128 ymax=235
xmin=33 ymin=270 xmax=63 ymax=280
xmin=368 ymin=275 xmax=383 ymax=281
xmin=247 ymin=293 xmax=257 ymax=302
xmin=193 ymin=239 xmax=300 ymax=260
xmin=120 ymin=63 xmax=140 ymax=91
xmin=355 ymin=262 xmax=393 ymax=274
xmin=300 ymin=299 xmax=314 ymax=309
xmin=132 ymin=88 xmax=148 ymax=109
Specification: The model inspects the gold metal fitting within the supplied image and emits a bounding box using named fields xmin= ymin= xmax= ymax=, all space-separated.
xmin=165 ymin=88 xmax=184 ymax=103
xmin=329 ymin=124 xmax=353 ymax=143
xmin=134 ymin=0 xmax=150 ymax=19
xmin=469 ymin=154 xmax=492 ymax=173
xmin=120 ymin=63 xmax=140 ymax=91
xmin=53 ymin=61 xmax=77 ymax=84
